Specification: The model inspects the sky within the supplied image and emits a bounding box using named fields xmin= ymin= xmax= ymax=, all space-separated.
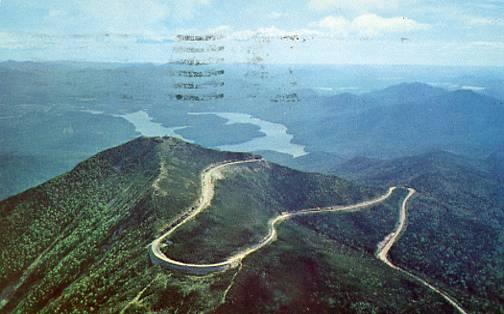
xmin=0 ymin=0 xmax=503 ymax=65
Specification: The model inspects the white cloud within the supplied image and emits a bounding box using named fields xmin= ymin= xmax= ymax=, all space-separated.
xmin=4 ymin=12 xmax=427 ymax=52
xmin=467 ymin=16 xmax=504 ymax=26
xmin=311 ymin=16 xmax=350 ymax=36
xmin=194 ymin=13 xmax=427 ymax=44
xmin=308 ymin=0 xmax=399 ymax=12
xmin=36 ymin=0 xmax=213 ymax=39
xmin=352 ymin=14 xmax=429 ymax=36
xmin=312 ymin=14 xmax=429 ymax=37
xmin=230 ymin=26 xmax=292 ymax=41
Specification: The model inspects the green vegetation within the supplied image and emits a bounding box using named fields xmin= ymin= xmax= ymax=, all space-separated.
xmin=392 ymin=194 xmax=503 ymax=313
xmin=0 ymin=137 xmax=160 ymax=313
xmin=166 ymin=161 xmax=378 ymax=264
xmin=0 ymin=137 xmax=245 ymax=313
xmin=293 ymin=188 xmax=409 ymax=255
xmin=218 ymin=220 xmax=450 ymax=313
xmin=332 ymin=151 xmax=504 ymax=313
xmin=0 ymin=137 xmax=466 ymax=312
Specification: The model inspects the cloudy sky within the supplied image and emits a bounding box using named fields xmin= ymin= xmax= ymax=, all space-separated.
xmin=0 ymin=0 xmax=503 ymax=65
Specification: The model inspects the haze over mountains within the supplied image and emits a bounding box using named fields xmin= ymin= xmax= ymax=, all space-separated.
xmin=1 ymin=62 xmax=504 ymax=200
xmin=267 ymin=82 xmax=504 ymax=158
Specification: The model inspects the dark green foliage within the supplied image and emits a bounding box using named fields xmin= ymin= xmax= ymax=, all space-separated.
xmin=166 ymin=162 xmax=378 ymax=264
xmin=0 ymin=137 xmax=463 ymax=312
xmin=294 ymin=188 xmax=408 ymax=255
xmin=392 ymin=196 xmax=503 ymax=313
xmin=331 ymin=151 xmax=504 ymax=313
xmin=0 ymin=137 xmax=246 ymax=313
xmin=217 ymin=222 xmax=449 ymax=313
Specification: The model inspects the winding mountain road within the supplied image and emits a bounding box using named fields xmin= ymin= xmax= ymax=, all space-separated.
xmin=149 ymin=158 xmax=261 ymax=274
xmin=149 ymin=158 xmax=395 ymax=274
xmin=376 ymin=188 xmax=468 ymax=314
xmin=149 ymin=159 xmax=468 ymax=313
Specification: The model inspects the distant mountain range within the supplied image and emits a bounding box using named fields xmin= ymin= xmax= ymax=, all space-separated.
xmin=288 ymin=82 xmax=504 ymax=159
xmin=361 ymin=82 xmax=448 ymax=106
xmin=2 ymin=62 xmax=504 ymax=200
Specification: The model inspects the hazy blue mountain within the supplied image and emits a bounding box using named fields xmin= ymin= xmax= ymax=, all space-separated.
xmin=321 ymin=92 xmax=377 ymax=115
xmin=1 ymin=61 xmax=504 ymax=200
xmin=362 ymin=82 xmax=448 ymax=105
xmin=305 ymin=88 xmax=504 ymax=158
xmin=257 ymin=150 xmax=345 ymax=173
xmin=487 ymin=148 xmax=504 ymax=178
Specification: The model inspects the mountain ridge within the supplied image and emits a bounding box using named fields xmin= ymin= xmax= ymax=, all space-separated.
xmin=330 ymin=149 xmax=504 ymax=312
xmin=0 ymin=137 xmax=466 ymax=313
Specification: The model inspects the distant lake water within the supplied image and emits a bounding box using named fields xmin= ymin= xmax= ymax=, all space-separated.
xmin=189 ymin=112 xmax=308 ymax=158
xmin=83 ymin=109 xmax=307 ymax=157
xmin=82 ymin=109 xmax=193 ymax=143
xmin=118 ymin=111 xmax=193 ymax=142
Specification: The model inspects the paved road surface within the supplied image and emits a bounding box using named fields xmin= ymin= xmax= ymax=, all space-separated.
xmin=150 ymin=158 xmax=395 ymax=274
xmin=150 ymin=160 xmax=468 ymax=314
xmin=376 ymin=188 xmax=468 ymax=314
